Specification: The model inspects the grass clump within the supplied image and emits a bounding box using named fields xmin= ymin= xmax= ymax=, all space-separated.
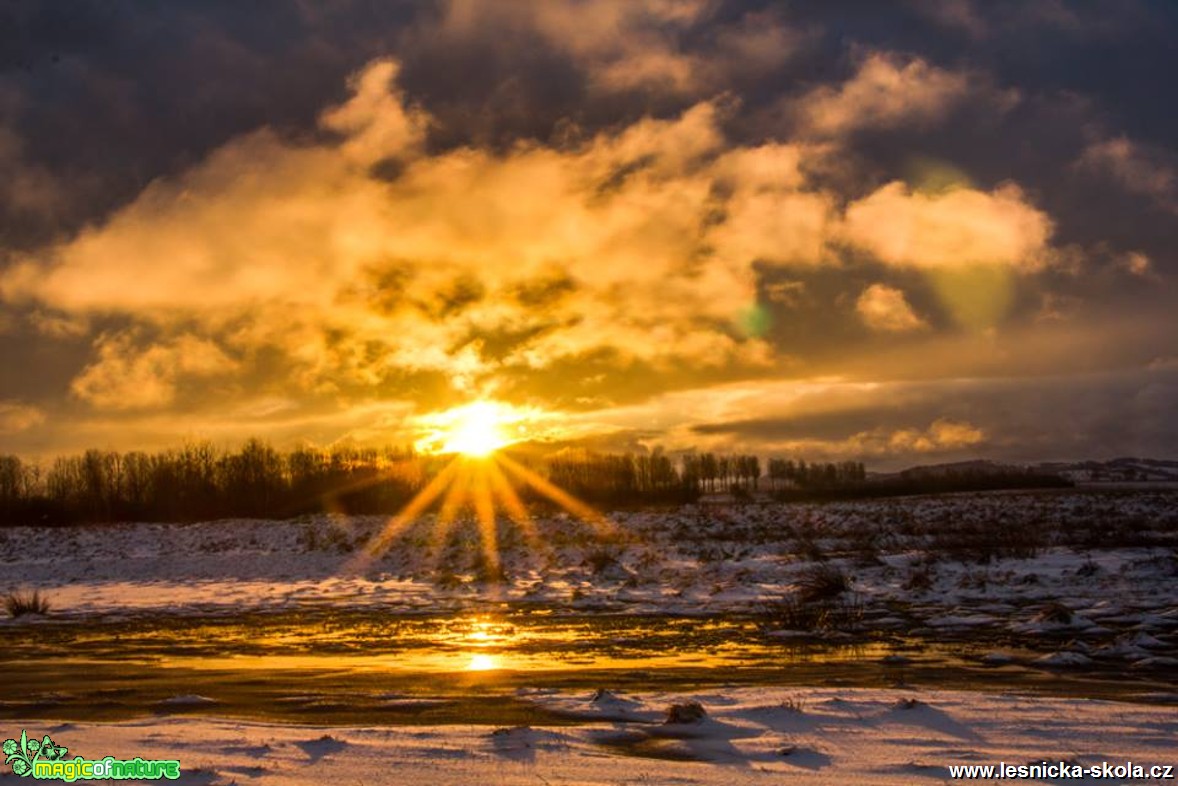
xmin=795 ymin=564 xmax=851 ymax=603
xmin=5 ymin=589 xmax=51 ymax=618
xmin=902 ymin=563 xmax=935 ymax=592
xmin=584 ymin=547 xmax=619 ymax=575
xmin=762 ymin=561 xmax=863 ymax=633
xmin=780 ymin=695 xmax=807 ymax=714
xmin=665 ymin=701 xmax=707 ymax=724
xmin=767 ymin=594 xmax=864 ymax=632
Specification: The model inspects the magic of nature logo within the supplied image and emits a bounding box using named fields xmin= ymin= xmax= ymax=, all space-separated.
xmin=3 ymin=730 xmax=180 ymax=781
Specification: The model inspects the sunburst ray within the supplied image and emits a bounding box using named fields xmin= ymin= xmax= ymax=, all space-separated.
xmin=497 ymin=454 xmax=616 ymax=538
xmin=344 ymin=457 xmax=462 ymax=573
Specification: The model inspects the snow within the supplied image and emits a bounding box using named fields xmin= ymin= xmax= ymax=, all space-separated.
xmin=3 ymin=490 xmax=1176 ymax=783
xmin=4 ymin=687 xmax=1176 ymax=785
xmin=2 ymin=491 xmax=1175 ymax=656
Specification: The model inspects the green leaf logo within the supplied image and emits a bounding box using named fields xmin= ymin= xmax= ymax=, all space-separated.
xmin=3 ymin=729 xmax=66 ymax=778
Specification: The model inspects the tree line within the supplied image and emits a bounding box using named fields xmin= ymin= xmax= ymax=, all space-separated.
xmin=0 ymin=441 xmax=429 ymax=525
xmin=766 ymin=458 xmax=867 ymax=490
xmin=0 ymin=440 xmax=871 ymax=525
xmin=0 ymin=444 xmax=779 ymax=524
xmin=0 ymin=441 xmax=1069 ymax=526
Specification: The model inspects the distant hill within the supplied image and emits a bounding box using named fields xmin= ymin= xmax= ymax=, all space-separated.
xmin=1036 ymin=457 xmax=1178 ymax=483
xmin=875 ymin=457 xmax=1178 ymax=484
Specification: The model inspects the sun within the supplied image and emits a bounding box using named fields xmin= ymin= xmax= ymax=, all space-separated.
xmin=467 ymin=653 xmax=500 ymax=671
xmin=442 ymin=402 xmax=509 ymax=457
xmin=349 ymin=400 xmax=619 ymax=581
xmin=413 ymin=399 xmax=555 ymax=457
xmin=419 ymin=401 xmax=517 ymax=457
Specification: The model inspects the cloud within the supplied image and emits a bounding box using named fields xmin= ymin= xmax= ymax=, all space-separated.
xmin=907 ymin=0 xmax=988 ymax=38
xmin=1077 ymin=136 xmax=1178 ymax=213
xmin=0 ymin=400 xmax=45 ymax=434
xmin=2 ymin=62 xmax=810 ymax=407
xmin=581 ymin=373 xmax=992 ymax=461
xmin=885 ymin=417 xmax=984 ymax=452
xmin=1148 ymin=356 xmax=1178 ymax=372
xmin=580 ymin=357 xmax=1178 ymax=466
xmin=0 ymin=55 xmax=1080 ymax=420
xmin=794 ymin=52 xmax=975 ymax=137
xmin=27 ymin=310 xmax=89 ymax=338
xmin=706 ymin=143 xmax=835 ymax=267
xmin=856 ymin=284 xmax=927 ymax=332
xmin=0 ymin=2 xmax=1172 ymax=466
xmin=1118 ymin=251 xmax=1155 ymax=278
xmin=71 ymin=332 xmax=238 ymax=411
xmin=319 ymin=59 xmax=428 ymax=165
xmin=432 ymin=0 xmax=704 ymax=95
xmin=430 ymin=0 xmax=800 ymax=97
xmin=1034 ymin=292 xmax=1082 ymax=323
xmin=842 ymin=181 xmax=1052 ymax=270
xmin=755 ymin=417 xmax=985 ymax=459
xmin=0 ymin=125 xmax=61 ymax=216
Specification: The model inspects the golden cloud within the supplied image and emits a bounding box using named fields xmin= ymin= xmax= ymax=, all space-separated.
xmin=435 ymin=0 xmax=798 ymax=96
xmin=739 ymin=418 xmax=985 ymax=459
xmin=70 ymin=332 xmax=239 ymax=410
xmin=1 ymin=62 xmax=797 ymax=407
xmin=580 ymin=376 xmax=987 ymax=459
xmin=319 ymin=59 xmax=429 ymax=165
xmin=843 ymin=181 xmax=1052 ymax=270
xmin=796 ymin=53 xmax=972 ymax=137
xmin=0 ymin=400 xmax=45 ymax=434
xmin=438 ymin=0 xmax=707 ymax=94
xmin=886 ymin=418 xmax=984 ymax=452
xmin=855 ymin=284 xmax=928 ymax=332
xmin=0 ymin=56 xmax=1064 ymax=415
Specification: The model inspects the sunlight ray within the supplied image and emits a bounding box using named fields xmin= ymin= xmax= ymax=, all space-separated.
xmin=295 ymin=455 xmax=422 ymax=516
xmin=485 ymin=458 xmax=553 ymax=562
xmin=471 ymin=462 xmax=502 ymax=582
xmin=426 ymin=461 xmax=472 ymax=573
xmin=345 ymin=457 xmax=462 ymax=572
xmin=347 ymin=446 xmax=617 ymax=581
xmin=497 ymin=454 xmax=617 ymax=538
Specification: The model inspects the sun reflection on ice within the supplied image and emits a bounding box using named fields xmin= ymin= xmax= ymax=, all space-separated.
xmin=457 ymin=618 xmax=513 ymax=671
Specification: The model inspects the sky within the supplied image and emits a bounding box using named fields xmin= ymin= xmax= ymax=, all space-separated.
xmin=0 ymin=0 xmax=1175 ymax=468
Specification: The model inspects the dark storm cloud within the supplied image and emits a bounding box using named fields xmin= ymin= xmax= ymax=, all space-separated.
xmin=3 ymin=1 xmax=1175 ymax=238
xmin=0 ymin=2 xmax=420 ymax=244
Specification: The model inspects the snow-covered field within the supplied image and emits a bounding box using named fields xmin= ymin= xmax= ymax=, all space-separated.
xmin=3 ymin=490 xmax=1177 ymax=784
xmin=3 ymin=490 xmax=1176 ymax=658
xmin=3 ymin=687 xmax=1176 ymax=785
